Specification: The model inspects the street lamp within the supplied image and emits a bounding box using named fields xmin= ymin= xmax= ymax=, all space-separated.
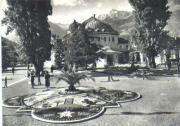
xmin=174 ymin=37 xmax=180 ymax=78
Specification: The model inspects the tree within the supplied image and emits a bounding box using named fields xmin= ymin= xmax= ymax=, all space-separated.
xmin=54 ymin=36 xmax=65 ymax=69
xmin=2 ymin=37 xmax=18 ymax=70
xmin=3 ymin=0 xmax=52 ymax=84
xmin=159 ymin=31 xmax=175 ymax=70
xmin=129 ymin=0 xmax=171 ymax=68
xmin=64 ymin=20 xmax=102 ymax=71
xmin=56 ymin=71 xmax=94 ymax=91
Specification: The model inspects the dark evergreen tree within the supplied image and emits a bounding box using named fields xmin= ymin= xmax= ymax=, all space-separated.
xmin=129 ymin=0 xmax=171 ymax=68
xmin=54 ymin=36 xmax=65 ymax=69
xmin=2 ymin=37 xmax=18 ymax=70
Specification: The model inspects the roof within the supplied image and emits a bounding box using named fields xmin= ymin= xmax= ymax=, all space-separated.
xmin=83 ymin=15 xmax=119 ymax=35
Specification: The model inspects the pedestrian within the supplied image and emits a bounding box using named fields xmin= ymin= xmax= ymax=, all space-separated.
xmin=106 ymin=65 xmax=114 ymax=82
xmin=45 ymin=71 xmax=50 ymax=90
xmin=30 ymin=70 xmax=35 ymax=88
xmin=27 ymin=69 xmax=30 ymax=78
xmin=4 ymin=76 xmax=8 ymax=88
xmin=51 ymin=65 xmax=54 ymax=73
xmin=142 ymin=69 xmax=145 ymax=80
xmin=12 ymin=66 xmax=15 ymax=75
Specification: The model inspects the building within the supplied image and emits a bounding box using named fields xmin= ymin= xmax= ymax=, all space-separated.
xmin=62 ymin=14 xmax=130 ymax=68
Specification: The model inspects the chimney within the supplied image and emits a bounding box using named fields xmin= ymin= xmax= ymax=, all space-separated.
xmin=93 ymin=14 xmax=95 ymax=18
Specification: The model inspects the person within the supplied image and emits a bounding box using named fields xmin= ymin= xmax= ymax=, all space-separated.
xmin=4 ymin=76 xmax=8 ymax=88
xmin=51 ymin=65 xmax=54 ymax=73
xmin=106 ymin=65 xmax=114 ymax=82
xmin=27 ymin=69 xmax=31 ymax=78
xmin=142 ymin=69 xmax=145 ymax=80
xmin=30 ymin=70 xmax=35 ymax=88
xmin=12 ymin=67 xmax=15 ymax=75
xmin=45 ymin=71 xmax=50 ymax=90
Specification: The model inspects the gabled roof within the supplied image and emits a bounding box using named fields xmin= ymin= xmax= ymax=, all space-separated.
xmin=83 ymin=15 xmax=119 ymax=35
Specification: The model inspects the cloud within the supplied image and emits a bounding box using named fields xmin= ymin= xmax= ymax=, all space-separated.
xmin=50 ymin=0 xmax=133 ymax=23
xmin=52 ymin=0 xmax=86 ymax=7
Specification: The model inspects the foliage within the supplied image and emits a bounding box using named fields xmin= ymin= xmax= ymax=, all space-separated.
xmin=129 ymin=0 xmax=171 ymax=68
xmin=56 ymin=71 xmax=94 ymax=91
xmin=54 ymin=36 xmax=65 ymax=69
xmin=2 ymin=37 xmax=18 ymax=70
xmin=64 ymin=20 xmax=102 ymax=71
xmin=2 ymin=0 xmax=52 ymax=76
xmin=159 ymin=31 xmax=175 ymax=70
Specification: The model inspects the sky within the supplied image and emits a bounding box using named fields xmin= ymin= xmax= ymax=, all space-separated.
xmin=0 ymin=0 xmax=133 ymax=41
xmin=49 ymin=0 xmax=134 ymax=24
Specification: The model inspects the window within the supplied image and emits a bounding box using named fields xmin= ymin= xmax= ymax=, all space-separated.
xmin=109 ymin=37 xmax=111 ymax=41
xmin=104 ymin=37 xmax=106 ymax=42
xmin=126 ymin=45 xmax=128 ymax=49
xmin=112 ymin=37 xmax=114 ymax=42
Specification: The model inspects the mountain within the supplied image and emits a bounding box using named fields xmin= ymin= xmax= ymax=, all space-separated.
xmin=56 ymin=23 xmax=69 ymax=30
xmin=48 ymin=21 xmax=67 ymax=38
xmin=98 ymin=3 xmax=180 ymax=39
xmin=98 ymin=9 xmax=134 ymax=40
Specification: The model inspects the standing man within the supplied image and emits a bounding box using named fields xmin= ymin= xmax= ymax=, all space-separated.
xmin=51 ymin=65 xmax=54 ymax=73
xmin=106 ymin=65 xmax=114 ymax=82
xmin=142 ymin=69 xmax=146 ymax=80
xmin=12 ymin=66 xmax=15 ymax=75
xmin=30 ymin=70 xmax=35 ymax=88
xmin=45 ymin=71 xmax=50 ymax=90
xmin=4 ymin=76 xmax=8 ymax=88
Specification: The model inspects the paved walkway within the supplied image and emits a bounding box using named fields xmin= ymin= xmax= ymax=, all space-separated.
xmin=2 ymin=67 xmax=28 ymax=87
xmin=2 ymin=68 xmax=180 ymax=126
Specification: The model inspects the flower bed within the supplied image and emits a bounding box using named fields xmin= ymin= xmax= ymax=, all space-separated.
xmin=3 ymin=86 xmax=141 ymax=123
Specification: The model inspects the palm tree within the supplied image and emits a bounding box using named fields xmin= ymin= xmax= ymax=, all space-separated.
xmin=56 ymin=71 xmax=94 ymax=91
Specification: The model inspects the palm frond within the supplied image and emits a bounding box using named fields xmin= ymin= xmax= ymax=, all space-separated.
xmin=56 ymin=71 xmax=94 ymax=86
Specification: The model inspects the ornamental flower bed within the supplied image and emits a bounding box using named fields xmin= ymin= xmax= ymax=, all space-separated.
xmin=3 ymin=86 xmax=141 ymax=123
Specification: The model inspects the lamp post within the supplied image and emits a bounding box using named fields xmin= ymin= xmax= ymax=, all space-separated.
xmin=174 ymin=37 xmax=180 ymax=78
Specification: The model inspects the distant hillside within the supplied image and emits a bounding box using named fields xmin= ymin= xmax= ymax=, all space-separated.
xmin=98 ymin=5 xmax=180 ymax=39
xmin=98 ymin=9 xmax=134 ymax=40
xmin=49 ymin=21 xmax=67 ymax=38
xmin=56 ymin=23 xmax=69 ymax=30
xmin=2 ymin=37 xmax=18 ymax=47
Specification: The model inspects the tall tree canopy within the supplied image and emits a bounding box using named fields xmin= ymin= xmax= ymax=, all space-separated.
xmin=54 ymin=36 xmax=65 ymax=69
xmin=64 ymin=20 xmax=102 ymax=71
xmin=129 ymin=0 xmax=171 ymax=68
xmin=2 ymin=0 xmax=52 ymax=78
xmin=2 ymin=37 xmax=18 ymax=70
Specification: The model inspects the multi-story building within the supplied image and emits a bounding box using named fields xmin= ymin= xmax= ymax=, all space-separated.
xmin=62 ymin=15 xmax=130 ymax=68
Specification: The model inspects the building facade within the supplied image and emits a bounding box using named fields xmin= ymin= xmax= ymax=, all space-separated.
xmin=62 ymin=15 xmax=130 ymax=67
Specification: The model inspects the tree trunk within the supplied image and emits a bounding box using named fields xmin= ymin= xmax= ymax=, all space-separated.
xmin=85 ymin=61 xmax=87 ymax=70
xmin=151 ymin=56 xmax=156 ymax=68
xmin=68 ymin=84 xmax=76 ymax=91
xmin=34 ymin=63 xmax=43 ymax=85
xmin=147 ymin=56 xmax=156 ymax=68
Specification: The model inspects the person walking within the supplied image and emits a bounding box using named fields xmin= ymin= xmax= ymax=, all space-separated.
xmin=106 ymin=65 xmax=114 ymax=82
xmin=30 ymin=70 xmax=35 ymax=88
xmin=27 ymin=69 xmax=31 ymax=78
xmin=4 ymin=76 xmax=8 ymax=88
xmin=45 ymin=71 xmax=50 ymax=90
xmin=51 ymin=65 xmax=54 ymax=73
xmin=12 ymin=67 xmax=15 ymax=75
